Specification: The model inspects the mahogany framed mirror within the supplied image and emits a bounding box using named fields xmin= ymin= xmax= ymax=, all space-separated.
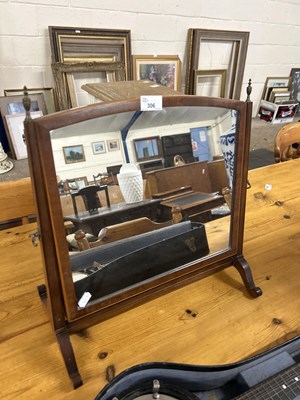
xmin=24 ymin=87 xmax=261 ymax=389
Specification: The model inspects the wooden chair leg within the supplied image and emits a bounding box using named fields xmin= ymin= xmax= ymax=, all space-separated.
xmin=56 ymin=331 xmax=83 ymax=389
xmin=171 ymin=206 xmax=183 ymax=223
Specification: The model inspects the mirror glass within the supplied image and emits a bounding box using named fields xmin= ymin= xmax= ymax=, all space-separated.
xmin=50 ymin=105 xmax=238 ymax=308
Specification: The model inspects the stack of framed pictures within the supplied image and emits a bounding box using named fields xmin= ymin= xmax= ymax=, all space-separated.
xmin=0 ymin=94 xmax=47 ymax=159
xmin=49 ymin=26 xmax=132 ymax=110
xmin=261 ymin=77 xmax=291 ymax=103
xmin=258 ymin=76 xmax=299 ymax=124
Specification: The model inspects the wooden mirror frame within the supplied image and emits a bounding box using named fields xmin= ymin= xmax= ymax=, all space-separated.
xmin=24 ymin=89 xmax=261 ymax=389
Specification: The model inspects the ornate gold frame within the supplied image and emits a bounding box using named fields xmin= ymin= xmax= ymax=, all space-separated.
xmin=51 ymin=61 xmax=126 ymax=110
xmin=48 ymin=26 xmax=132 ymax=80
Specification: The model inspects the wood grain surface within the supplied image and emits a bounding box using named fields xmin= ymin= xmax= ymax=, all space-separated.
xmin=1 ymin=160 xmax=300 ymax=399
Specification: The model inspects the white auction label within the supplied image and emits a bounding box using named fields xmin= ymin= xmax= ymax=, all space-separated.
xmin=140 ymin=95 xmax=162 ymax=111
xmin=78 ymin=291 xmax=92 ymax=308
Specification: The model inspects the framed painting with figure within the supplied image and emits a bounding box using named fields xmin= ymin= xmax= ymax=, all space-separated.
xmin=133 ymin=55 xmax=182 ymax=91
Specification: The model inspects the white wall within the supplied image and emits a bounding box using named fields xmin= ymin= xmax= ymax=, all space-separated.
xmin=0 ymin=0 xmax=300 ymax=115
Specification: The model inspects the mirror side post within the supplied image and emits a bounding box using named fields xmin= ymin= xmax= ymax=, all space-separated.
xmin=23 ymin=89 xmax=83 ymax=389
xmin=232 ymin=79 xmax=262 ymax=298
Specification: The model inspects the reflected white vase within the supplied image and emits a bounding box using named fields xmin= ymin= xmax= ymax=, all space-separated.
xmin=117 ymin=164 xmax=144 ymax=204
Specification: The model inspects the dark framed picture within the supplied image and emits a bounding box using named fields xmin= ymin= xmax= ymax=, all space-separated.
xmin=63 ymin=145 xmax=85 ymax=164
xmin=107 ymin=139 xmax=120 ymax=151
xmin=4 ymin=87 xmax=57 ymax=114
xmin=289 ymin=68 xmax=300 ymax=114
xmin=133 ymin=136 xmax=162 ymax=162
xmin=132 ymin=55 xmax=181 ymax=91
xmin=92 ymin=141 xmax=106 ymax=154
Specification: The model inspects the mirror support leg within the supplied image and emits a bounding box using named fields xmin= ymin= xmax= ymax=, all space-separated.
xmin=232 ymin=255 xmax=262 ymax=298
xmin=56 ymin=331 xmax=83 ymax=389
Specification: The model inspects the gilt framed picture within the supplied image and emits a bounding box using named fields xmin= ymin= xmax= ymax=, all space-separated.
xmin=63 ymin=145 xmax=85 ymax=164
xmin=132 ymin=55 xmax=181 ymax=91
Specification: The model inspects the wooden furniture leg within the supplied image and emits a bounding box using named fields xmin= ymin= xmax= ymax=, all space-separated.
xmin=171 ymin=206 xmax=183 ymax=223
xmin=56 ymin=331 xmax=83 ymax=389
xmin=37 ymin=285 xmax=83 ymax=389
xmin=232 ymin=255 xmax=262 ymax=298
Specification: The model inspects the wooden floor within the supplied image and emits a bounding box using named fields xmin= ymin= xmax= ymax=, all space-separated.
xmin=1 ymin=160 xmax=300 ymax=399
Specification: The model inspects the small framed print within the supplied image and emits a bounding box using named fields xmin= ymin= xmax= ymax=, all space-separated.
xmin=63 ymin=145 xmax=85 ymax=164
xmin=194 ymin=69 xmax=227 ymax=97
xmin=132 ymin=55 xmax=181 ymax=91
xmin=107 ymin=139 xmax=120 ymax=151
xmin=4 ymin=111 xmax=43 ymax=159
xmin=92 ymin=141 xmax=106 ymax=155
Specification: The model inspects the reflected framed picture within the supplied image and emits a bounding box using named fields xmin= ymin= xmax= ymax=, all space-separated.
xmin=63 ymin=145 xmax=85 ymax=164
xmin=4 ymin=111 xmax=43 ymax=160
xmin=132 ymin=55 xmax=181 ymax=91
xmin=194 ymin=69 xmax=227 ymax=97
xmin=107 ymin=139 xmax=120 ymax=151
xmin=133 ymin=136 xmax=162 ymax=162
xmin=92 ymin=141 xmax=106 ymax=155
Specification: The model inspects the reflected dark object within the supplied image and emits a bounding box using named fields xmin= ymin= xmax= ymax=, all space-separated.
xmin=71 ymin=185 xmax=110 ymax=215
xmin=73 ymin=221 xmax=209 ymax=300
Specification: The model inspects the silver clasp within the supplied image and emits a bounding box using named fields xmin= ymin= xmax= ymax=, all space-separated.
xmin=30 ymin=228 xmax=41 ymax=247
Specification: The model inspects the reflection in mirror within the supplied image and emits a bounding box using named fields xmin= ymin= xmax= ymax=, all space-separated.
xmin=50 ymin=105 xmax=237 ymax=308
